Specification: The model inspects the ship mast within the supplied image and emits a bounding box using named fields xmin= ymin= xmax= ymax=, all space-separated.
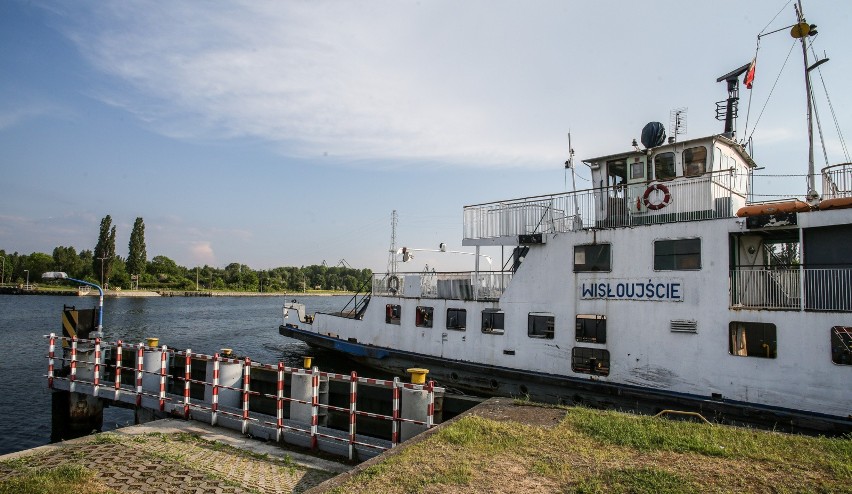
xmin=792 ymin=0 xmax=820 ymax=203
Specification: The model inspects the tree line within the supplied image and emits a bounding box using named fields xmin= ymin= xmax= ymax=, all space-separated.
xmin=1 ymin=215 xmax=372 ymax=292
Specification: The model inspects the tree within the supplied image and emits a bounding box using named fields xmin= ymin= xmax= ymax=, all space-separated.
xmin=127 ymin=217 xmax=147 ymax=278
xmin=93 ymin=215 xmax=117 ymax=287
xmin=52 ymin=246 xmax=83 ymax=277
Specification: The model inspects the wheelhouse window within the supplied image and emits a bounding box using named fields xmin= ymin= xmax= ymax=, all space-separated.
xmin=654 ymin=152 xmax=676 ymax=181
xmin=482 ymin=310 xmax=505 ymax=335
xmin=576 ymin=315 xmax=606 ymax=343
xmin=446 ymin=308 xmax=466 ymax=331
xmin=655 ymin=238 xmax=701 ymax=270
xmin=831 ymin=326 xmax=852 ymax=365
xmin=572 ymin=347 xmax=610 ymax=376
xmin=528 ymin=313 xmax=554 ymax=339
xmin=729 ymin=322 xmax=777 ymax=358
xmin=415 ymin=306 xmax=433 ymax=328
xmin=630 ymin=159 xmax=645 ymax=180
xmin=682 ymin=146 xmax=707 ymax=177
xmin=574 ymin=244 xmax=611 ymax=272
xmin=385 ymin=304 xmax=401 ymax=325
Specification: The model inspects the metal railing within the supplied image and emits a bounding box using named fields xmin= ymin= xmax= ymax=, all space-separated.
xmin=373 ymin=271 xmax=512 ymax=300
xmin=822 ymin=162 xmax=852 ymax=200
xmin=730 ymin=268 xmax=852 ymax=311
xmin=45 ymin=335 xmax=442 ymax=460
xmin=463 ymin=171 xmax=746 ymax=240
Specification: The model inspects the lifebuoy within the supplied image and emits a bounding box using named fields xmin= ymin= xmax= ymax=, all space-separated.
xmin=387 ymin=275 xmax=400 ymax=293
xmin=643 ymin=183 xmax=672 ymax=210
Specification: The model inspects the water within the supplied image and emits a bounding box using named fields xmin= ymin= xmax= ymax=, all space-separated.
xmin=0 ymin=293 xmax=351 ymax=456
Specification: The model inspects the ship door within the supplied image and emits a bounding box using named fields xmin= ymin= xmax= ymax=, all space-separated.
xmin=626 ymin=155 xmax=649 ymax=213
xmin=600 ymin=159 xmax=629 ymax=227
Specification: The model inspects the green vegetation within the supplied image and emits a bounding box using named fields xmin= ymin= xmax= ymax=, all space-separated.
xmin=1 ymin=215 xmax=372 ymax=292
xmin=329 ymin=404 xmax=852 ymax=494
xmin=0 ymin=464 xmax=113 ymax=494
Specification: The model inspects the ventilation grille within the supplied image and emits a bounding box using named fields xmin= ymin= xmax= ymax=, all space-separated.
xmin=671 ymin=319 xmax=698 ymax=333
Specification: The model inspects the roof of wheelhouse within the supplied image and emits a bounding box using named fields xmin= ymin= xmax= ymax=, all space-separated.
xmin=582 ymin=133 xmax=757 ymax=168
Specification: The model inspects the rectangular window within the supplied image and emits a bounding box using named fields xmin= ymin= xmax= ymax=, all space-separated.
xmin=415 ymin=306 xmax=433 ymax=328
xmin=482 ymin=310 xmax=505 ymax=335
xmin=655 ymin=238 xmax=701 ymax=270
xmin=576 ymin=314 xmax=606 ymax=343
xmin=385 ymin=304 xmax=401 ymax=325
xmin=729 ymin=322 xmax=777 ymax=358
xmin=630 ymin=160 xmax=645 ymax=180
xmin=572 ymin=347 xmax=610 ymax=376
xmin=654 ymin=152 xmax=676 ymax=181
xmin=528 ymin=313 xmax=554 ymax=339
xmin=682 ymin=146 xmax=707 ymax=177
xmin=574 ymin=244 xmax=611 ymax=272
xmin=831 ymin=326 xmax=852 ymax=365
xmin=446 ymin=308 xmax=466 ymax=331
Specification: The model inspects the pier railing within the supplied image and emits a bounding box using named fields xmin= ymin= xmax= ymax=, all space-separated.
xmin=45 ymin=335 xmax=443 ymax=460
xmin=372 ymin=271 xmax=512 ymax=300
xmin=730 ymin=268 xmax=852 ymax=311
xmin=463 ymin=171 xmax=744 ymax=240
xmin=822 ymin=162 xmax=852 ymax=199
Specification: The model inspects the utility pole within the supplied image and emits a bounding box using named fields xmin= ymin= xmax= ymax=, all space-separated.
xmin=97 ymin=256 xmax=109 ymax=289
xmin=387 ymin=210 xmax=398 ymax=276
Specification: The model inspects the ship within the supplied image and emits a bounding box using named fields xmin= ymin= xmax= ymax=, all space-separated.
xmin=280 ymin=4 xmax=851 ymax=434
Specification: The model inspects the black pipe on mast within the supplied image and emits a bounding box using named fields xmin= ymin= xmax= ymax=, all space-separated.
xmin=715 ymin=63 xmax=751 ymax=139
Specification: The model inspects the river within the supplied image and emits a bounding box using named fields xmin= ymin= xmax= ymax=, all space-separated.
xmin=0 ymin=293 xmax=351 ymax=456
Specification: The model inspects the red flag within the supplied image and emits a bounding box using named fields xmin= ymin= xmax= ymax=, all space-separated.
xmin=744 ymin=58 xmax=756 ymax=89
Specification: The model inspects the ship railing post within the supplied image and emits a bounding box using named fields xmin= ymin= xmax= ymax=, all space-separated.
xmin=135 ymin=343 xmax=144 ymax=407
xmin=310 ymin=367 xmax=319 ymax=450
xmin=69 ymin=337 xmax=78 ymax=393
xmin=211 ymin=353 xmax=220 ymax=426
xmin=114 ymin=340 xmax=123 ymax=399
xmin=276 ymin=362 xmax=284 ymax=443
xmin=242 ymin=357 xmax=251 ymax=434
xmin=47 ymin=333 xmax=56 ymax=389
xmin=158 ymin=345 xmax=168 ymax=412
xmin=183 ymin=349 xmax=192 ymax=419
xmin=349 ymin=371 xmax=357 ymax=460
xmin=93 ymin=337 xmax=101 ymax=397
xmin=391 ymin=377 xmax=400 ymax=447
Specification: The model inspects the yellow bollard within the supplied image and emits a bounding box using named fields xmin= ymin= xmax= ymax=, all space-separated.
xmin=406 ymin=368 xmax=429 ymax=384
xmin=221 ymin=348 xmax=233 ymax=356
xmin=146 ymin=337 xmax=159 ymax=347
xmin=303 ymin=356 xmax=313 ymax=369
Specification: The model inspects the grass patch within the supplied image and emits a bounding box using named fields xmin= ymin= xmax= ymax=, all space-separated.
xmin=435 ymin=415 xmax=524 ymax=453
xmin=574 ymin=467 xmax=698 ymax=494
xmin=0 ymin=464 xmax=112 ymax=494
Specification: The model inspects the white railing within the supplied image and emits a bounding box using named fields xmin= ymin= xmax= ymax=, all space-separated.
xmin=373 ymin=271 xmax=512 ymax=300
xmin=822 ymin=162 xmax=852 ymax=200
xmin=730 ymin=268 xmax=852 ymax=311
xmin=463 ymin=171 xmax=745 ymax=240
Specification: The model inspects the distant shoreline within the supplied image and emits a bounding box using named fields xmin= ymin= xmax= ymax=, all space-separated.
xmin=0 ymin=286 xmax=354 ymax=298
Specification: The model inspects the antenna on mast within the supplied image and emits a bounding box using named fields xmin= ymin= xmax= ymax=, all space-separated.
xmin=564 ymin=132 xmax=582 ymax=228
xmin=387 ymin=210 xmax=398 ymax=276
xmin=670 ymin=108 xmax=688 ymax=142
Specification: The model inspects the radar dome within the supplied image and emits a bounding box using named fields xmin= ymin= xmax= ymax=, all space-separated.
xmin=640 ymin=122 xmax=667 ymax=149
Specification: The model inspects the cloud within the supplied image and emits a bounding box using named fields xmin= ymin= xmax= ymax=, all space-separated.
xmin=189 ymin=241 xmax=216 ymax=266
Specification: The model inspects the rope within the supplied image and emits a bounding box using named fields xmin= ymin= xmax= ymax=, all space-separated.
xmin=809 ymin=49 xmax=851 ymax=162
xmin=745 ymin=39 xmax=797 ymax=144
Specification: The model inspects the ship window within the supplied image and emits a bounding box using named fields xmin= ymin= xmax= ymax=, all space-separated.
xmin=654 ymin=152 xmax=676 ymax=181
xmin=576 ymin=314 xmax=606 ymax=343
xmin=572 ymin=347 xmax=610 ymax=376
xmin=831 ymin=326 xmax=852 ymax=365
xmin=482 ymin=310 xmax=505 ymax=335
xmin=574 ymin=244 xmax=611 ymax=272
xmin=683 ymin=146 xmax=707 ymax=177
xmin=385 ymin=304 xmax=401 ymax=325
xmin=528 ymin=313 xmax=555 ymax=339
xmin=729 ymin=322 xmax=776 ymax=358
xmin=714 ymin=147 xmax=723 ymax=171
xmin=415 ymin=306 xmax=433 ymax=328
xmin=630 ymin=159 xmax=645 ymax=180
xmin=446 ymin=308 xmax=466 ymax=331
xmin=655 ymin=238 xmax=701 ymax=270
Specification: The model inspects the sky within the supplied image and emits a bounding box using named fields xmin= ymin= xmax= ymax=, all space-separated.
xmin=1 ymin=0 xmax=850 ymax=273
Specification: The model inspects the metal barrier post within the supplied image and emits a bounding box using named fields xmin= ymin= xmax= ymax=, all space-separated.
xmin=158 ymin=345 xmax=168 ymax=411
xmin=427 ymin=380 xmax=435 ymax=428
xmin=70 ymin=337 xmax=78 ymax=393
xmin=211 ymin=353 xmax=220 ymax=426
xmin=93 ymin=337 xmax=101 ymax=397
xmin=184 ymin=349 xmax=192 ymax=419
xmin=114 ymin=340 xmax=123 ymax=398
xmin=276 ymin=362 xmax=284 ymax=443
xmin=242 ymin=357 xmax=251 ymax=434
xmin=135 ymin=343 xmax=144 ymax=407
xmin=48 ymin=333 xmax=55 ymax=389
xmin=391 ymin=377 xmax=400 ymax=446
xmin=310 ymin=367 xmax=319 ymax=450
xmin=349 ymin=371 xmax=357 ymax=460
